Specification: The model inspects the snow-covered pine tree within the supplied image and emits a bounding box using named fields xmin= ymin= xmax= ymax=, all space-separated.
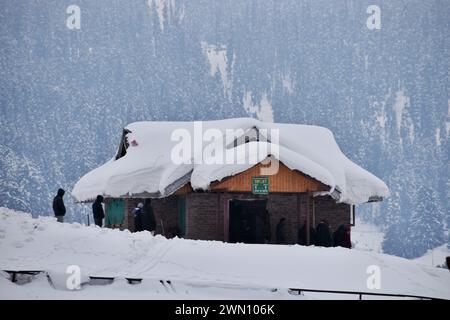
xmin=383 ymin=221 xmax=408 ymax=256
xmin=382 ymin=181 xmax=411 ymax=256
xmin=409 ymin=186 xmax=445 ymax=258
xmin=382 ymin=156 xmax=421 ymax=258
xmin=446 ymin=176 xmax=450 ymax=250
xmin=447 ymin=208 xmax=450 ymax=250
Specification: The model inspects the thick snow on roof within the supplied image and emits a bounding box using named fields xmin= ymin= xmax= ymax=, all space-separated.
xmin=72 ymin=118 xmax=389 ymax=204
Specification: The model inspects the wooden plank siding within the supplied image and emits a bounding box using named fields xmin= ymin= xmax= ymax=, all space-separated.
xmin=209 ymin=161 xmax=330 ymax=193
xmin=173 ymin=183 xmax=193 ymax=195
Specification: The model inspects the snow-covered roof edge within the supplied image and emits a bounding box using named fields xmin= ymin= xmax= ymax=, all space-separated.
xmin=71 ymin=118 xmax=389 ymax=205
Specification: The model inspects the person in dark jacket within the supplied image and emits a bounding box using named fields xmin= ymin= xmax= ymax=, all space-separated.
xmin=297 ymin=221 xmax=316 ymax=246
xmin=342 ymin=224 xmax=352 ymax=249
xmin=141 ymin=199 xmax=156 ymax=235
xmin=315 ymin=220 xmax=332 ymax=247
xmin=332 ymin=224 xmax=352 ymax=248
xmin=52 ymin=188 xmax=66 ymax=223
xmin=276 ymin=218 xmax=286 ymax=244
xmin=132 ymin=202 xmax=144 ymax=232
xmin=92 ymin=195 xmax=105 ymax=227
xmin=332 ymin=224 xmax=345 ymax=247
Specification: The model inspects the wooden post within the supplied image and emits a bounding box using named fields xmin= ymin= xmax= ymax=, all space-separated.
xmin=216 ymin=194 xmax=221 ymax=241
xmin=312 ymin=198 xmax=316 ymax=228
xmin=223 ymin=193 xmax=230 ymax=242
xmin=296 ymin=193 xmax=301 ymax=243
xmin=185 ymin=195 xmax=189 ymax=238
xmin=306 ymin=193 xmax=310 ymax=245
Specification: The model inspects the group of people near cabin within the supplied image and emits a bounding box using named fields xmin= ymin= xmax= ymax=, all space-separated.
xmin=53 ymin=189 xmax=108 ymax=227
xmin=306 ymin=220 xmax=352 ymax=248
xmin=276 ymin=218 xmax=351 ymax=248
xmin=52 ymin=188 xmax=156 ymax=233
xmin=53 ymin=188 xmax=350 ymax=247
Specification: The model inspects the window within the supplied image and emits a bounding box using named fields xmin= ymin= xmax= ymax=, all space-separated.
xmin=115 ymin=128 xmax=131 ymax=160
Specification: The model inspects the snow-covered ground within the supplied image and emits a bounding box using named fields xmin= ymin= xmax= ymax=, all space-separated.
xmin=0 ymin=207 xmax=449 ymax=300
xmin=352 ymin=217 xmax=384 ymax=254
xmin=414 ymin=245 xmax=450 ymax=268
xmin=352 ymin=218 xmax=449 ymax=269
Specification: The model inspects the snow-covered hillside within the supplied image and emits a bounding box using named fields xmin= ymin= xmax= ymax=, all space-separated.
xmin=414 ymin=245 xmax=450 ymax=268
xmin=1 ymin=0 xmax=449 ymax=260
xmin=0 ymin=208 xmax=449 ymax=300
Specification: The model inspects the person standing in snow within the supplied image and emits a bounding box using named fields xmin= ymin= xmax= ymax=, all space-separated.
xmin=52 ymin=188 xmax=66 ymax=223
xmin=92 ymin=195 xmax=105 ymax=227
xmin=141 ymin=199 xmax=156 ymax=235
xmin=332 ymin=224 xmax=352 ymax=248
xmin=315 ymin=220 xmax=332 ymax=247
xmin=133 ymin=202 xmax=144 ymax=232
xmin=341 ymin=224 xmax=352 ymax=249
xmin=276 ymin=218 xmax=286 ymax=244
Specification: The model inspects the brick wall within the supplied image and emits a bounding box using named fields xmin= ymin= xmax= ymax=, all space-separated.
xmin=124 ymin=197 xmax=178 ymax=235
xmin=267 ymin=193 xmax=303 ymax=244
xmin=313 ymin=195 xmax=350 ymax=232
xmin=124 ymin=199 xmax=134 ymax=230
xmin=185 ymin=193 xmax=221 ymax=240
xmin=114 ymin=193 xmax=350 ymax=244
xmin=184 ymin=192 xmax=350 ymax=245
xmin=153 ymin=197 xmax=179 ymax=235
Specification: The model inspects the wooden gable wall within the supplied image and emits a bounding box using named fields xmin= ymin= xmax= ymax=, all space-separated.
xmin=209 ymin=160 xmax=329 ymax=193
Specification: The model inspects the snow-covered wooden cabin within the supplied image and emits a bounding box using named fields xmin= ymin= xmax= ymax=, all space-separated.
xmin=72 ymin=118 xmax=389 ymax=245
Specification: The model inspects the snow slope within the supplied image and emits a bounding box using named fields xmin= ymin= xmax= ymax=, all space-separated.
xmin=0 ymin=208 xmax=449 ymax=300
xmin=352 ymin=218 xmax=385 ymax=254
xmin=414 ymin=245 xmax=450 ymax=268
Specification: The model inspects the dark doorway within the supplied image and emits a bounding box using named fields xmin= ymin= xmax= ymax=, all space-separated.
xmin=229 ymin=199 xmax=270 ymax=244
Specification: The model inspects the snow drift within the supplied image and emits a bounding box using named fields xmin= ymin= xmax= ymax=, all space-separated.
xmin=0 ymin=208 xmax=448 ymax=300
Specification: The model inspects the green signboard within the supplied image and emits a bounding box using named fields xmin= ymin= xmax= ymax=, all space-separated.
xmin=252 ymin=176 xmax=269 ymax=194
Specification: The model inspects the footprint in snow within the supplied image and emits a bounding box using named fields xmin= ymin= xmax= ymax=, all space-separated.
xmin=25 ymin=237 xmax=34 ymax=243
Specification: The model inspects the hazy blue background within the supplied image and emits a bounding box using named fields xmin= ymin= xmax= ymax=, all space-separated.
xmin=1 ymin=0 xmax=449 ymax=258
